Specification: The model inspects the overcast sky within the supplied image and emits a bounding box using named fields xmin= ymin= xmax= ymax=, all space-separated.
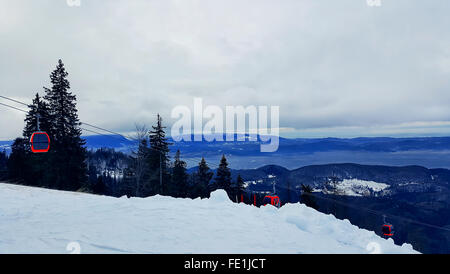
xmin=0 ymin=0 xmax=449 ymax=140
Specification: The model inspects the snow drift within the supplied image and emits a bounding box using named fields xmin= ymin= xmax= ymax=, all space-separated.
xmin=0 ymin=183 xmax=418 ymax=254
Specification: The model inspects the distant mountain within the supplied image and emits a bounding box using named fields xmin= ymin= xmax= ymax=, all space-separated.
xmin=82 ymin=134 xmax=450 ymax=154
xmin=83 ymin=134 xmax=134 ymax=152
xmin=0 ymin=140 xmax=12 ymax=153
xmin=90 ymin=134 xmax=450 ymax=169
xmin=0 ymin=135 xmax=135 ymax=154
xmin=233 ymin=163 xmax=450 ymax=197
xmin=3 ymin=135 xmax=450 ymax=169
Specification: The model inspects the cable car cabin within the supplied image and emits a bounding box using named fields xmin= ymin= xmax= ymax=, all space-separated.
xmin=30 ymin=132 xmax=50 ymax=153
xmin=263 ymin=195 xmax=281 ymax=208
xmin=382 ymin=224 xmax=394 ymax=237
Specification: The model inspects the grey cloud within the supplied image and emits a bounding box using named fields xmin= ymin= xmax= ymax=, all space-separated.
xmin=0 ymin=0 xmax=449 ymax=139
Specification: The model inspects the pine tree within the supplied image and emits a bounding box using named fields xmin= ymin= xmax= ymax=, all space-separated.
xmin=171 ymin=150 xmax=188 ymax=197
xmin=7 ymin=138 xmax=31 ymax=183
xmin=23 ymin=93 xmax=52 ymax=139
xmin=21 ymin=93 xmax=53 ymax=187
xmin=136 ymin=138 xmax=150 ymax=197
xmin=44 ymin=59 xmax=87 ymax=191
xmin=93 ymin=174 xmax=107 ymax=195
xmin=121 ymin=167 xmax=136 ymax=198
xmin=146 ymin=114 xmax=172 ymax=196
xmin=0 ymin=149 xmax=9 ymax=180
xmin=87 ymin=164 xmax=98 ymax=190
xmin=230 ymin=174 xmax=245 ymax=202
xmin=0 ymin=149 xmax=7 ymax=168
xmin=194 ymin=157 xmax=213 ymax=198
xmin=213 ymin=154 xmax=231 ymax=192
xmin=123 ymin=124 xmax=149 ymax=197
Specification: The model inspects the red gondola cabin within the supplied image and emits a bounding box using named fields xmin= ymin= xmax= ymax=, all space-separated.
xmin=382 ymin=224 xmax=394 ymax=237
xmin=30 ymin=132 xmax=50 ymax=153
xmin=263 ymin=195 xmax=281 ymax=208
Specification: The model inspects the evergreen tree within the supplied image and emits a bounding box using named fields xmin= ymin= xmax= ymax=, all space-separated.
xmin=0 ymin=149 xmax=9 ymax=180
xmin=21 ymin=93 xmax=53 ymax=187
xmin=23 ymin=93 xmax=52 ymax=139
xmin=146 ymin=114 xmax=172 ymax=196
xmin=212 ymin=154 xmax=231 ymax=192
xmin=44 ymin=59 xmax=87 ymax=191
xmin=121 ymin=167 xmax=136 ymax=198
xmin=0 ymin=149 xmax=7 ymax=167
xmin=131 ymin=138 xmax=150 ymax=197
xmin=7 ymin=138 xmax=31 ymax=183
xmin=193 ymin=157 xmax=213 ymax=198
xmin=87 ymin=164 xmax=98 ymax=190
xmin=93 ymin=174 xmax=107 ymax=195
xmin=230 ymin=174 xmax=246 ymax=202
xmin=171 ymin=150 xmax=188 ymax=197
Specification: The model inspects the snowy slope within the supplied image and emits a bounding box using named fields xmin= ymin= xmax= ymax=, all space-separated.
xmin=0 ymin=183 xmax=418 ymax=254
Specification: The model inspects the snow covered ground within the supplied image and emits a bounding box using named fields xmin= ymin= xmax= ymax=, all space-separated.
xmin=0 ymin=183 xmax=417 ymax=254
xmin=334 ymin=179 xmax=390 ymax=196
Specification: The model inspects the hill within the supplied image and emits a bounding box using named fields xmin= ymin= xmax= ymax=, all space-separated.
xmin=234 ymin=163 xmax=450 ymax=253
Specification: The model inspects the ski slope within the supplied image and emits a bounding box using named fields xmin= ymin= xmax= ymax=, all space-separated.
xmin=0 ymin=183 xmax=418 ymax=254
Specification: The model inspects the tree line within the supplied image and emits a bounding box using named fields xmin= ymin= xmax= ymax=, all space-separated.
xmin=3 ymin=59 xmax=246 ymax=202
xmin=8 ymin=60 xmax=86 ymax=191
xmin=118 ymin=114 xmax=246 ymax=200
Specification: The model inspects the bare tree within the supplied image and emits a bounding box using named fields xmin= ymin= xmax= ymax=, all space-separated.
xmin=130 ymin=123 xmax=149 ymax=197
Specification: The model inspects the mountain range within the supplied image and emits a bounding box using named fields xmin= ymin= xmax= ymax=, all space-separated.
xmin=3 ymin=135 xmax=450 ymax=169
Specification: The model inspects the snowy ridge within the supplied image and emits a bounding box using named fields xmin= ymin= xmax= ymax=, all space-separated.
xmin=0 ymin=183 xmax=417 ymax=254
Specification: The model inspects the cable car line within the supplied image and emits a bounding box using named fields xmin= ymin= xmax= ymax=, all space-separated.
xmin=80 ymin=127 xmax=206 ymax=167
xmin=0 ymin=96 xmax=219 ymax=191
xmin=80 ymin=122 xmax=134 ymax=140
xmin=80 ymin=126 xmax=212 ymax=168
xmin=79 ymin=120 xmax=221 ymax=168
xmin=0 ymin=94 xmax=132 ymax=138
xmin=0 ymin=95 xmax=280 ymax=168
xmin=80 ymin=127 xmax=122 ymax=139
xmin=0 ymin=95 xmax=29 ymax=106
xmin=0 ymin=94 xmax=224 ymax=169
xmin=0 ymin=102 xmax=28 ymax=113
xmin=79 ymin=122 xmax=221 ymax=169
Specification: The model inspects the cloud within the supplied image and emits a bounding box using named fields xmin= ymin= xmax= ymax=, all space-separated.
xmin=0 ymin=0 xmax=449 ymax=139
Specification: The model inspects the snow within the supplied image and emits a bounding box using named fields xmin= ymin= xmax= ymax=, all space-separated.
xmin=0 ymin=183 xmax=417 ymax=254
xmin=243 ymin=180 xmax=257 ymax=188
xmin=334 ymin=179 xmax=390 ymax=197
